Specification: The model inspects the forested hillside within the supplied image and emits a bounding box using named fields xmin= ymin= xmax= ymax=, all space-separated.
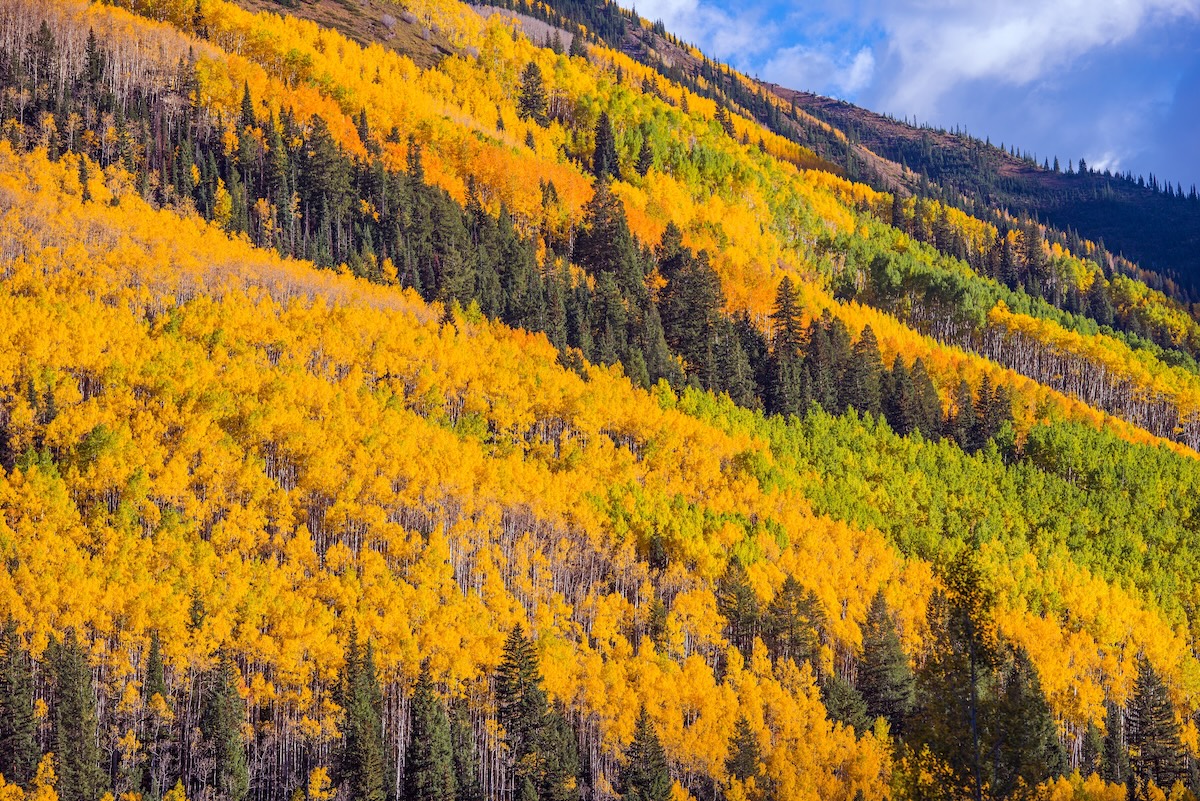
xmin=1 ymin=1 xmax=1200 ymax=801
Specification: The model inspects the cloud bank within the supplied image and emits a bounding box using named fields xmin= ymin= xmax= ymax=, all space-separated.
xmin=627 ymin=0 xmax=1200 ymax=185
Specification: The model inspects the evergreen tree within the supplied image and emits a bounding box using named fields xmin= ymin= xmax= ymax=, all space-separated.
xmin=911 ymin=358 xmax=942 ymax=440
xmin=404 ymin=663 xmax=456 ymax=801
xmin=568 ymin=30 xmax=587 ymax=58
xmin=657 ymin=245 xmax=721 ymax=388
xmin=767 ymin=277 xmax=805 ymax=415
xmin=496 ymin=625 xmax=548 ymax=787
xmin=822 ymin=672 xmax=870 ymax=735
xmin=592 ymin=112 xmax=620 ymax=181
xmin=841 ymin=325 xmax=883 ymax=417
xmin=948 ymin=381 xmax=977 ymax=452
xmin=200 ymin=653 xmax=249 ymax=801
xmin=884 ymin=356 xmax=919 ymax=436
xmin=1087 ymin=276 xmax=1115 ymax=328
xmin=725 ymin=716 xmax=760 ymax=782
xmin=517 ymin=63 xmax=549 ymax=127
xmin=342 ymin=638 xmax=386 ymax=801
xmin=715 ymin=556 xmax=758 ymax=658
xmin=619 ymin=708 xmax=670 ymax=801
xmin=769 ymin=277 xmax=803 ymax=356
xmin=912 ymin=551 xmax=999 ymax=801
xmin=1081 ymin=720 xmax=1103 ymax=778
xmin=858 ymin=589 xmax=914 ymax=736
xmin=0 ymin=619 xmax=37 ymax=786
xmin=1127 ymin=657 xmax=1188 ymax=794
xmin=1101 ymin=701 xmax=1130 ymax=785
xmin=989 ymin=648 xmax=1067 ymax=798
xmin=142 ymin=632 xmax=171 ymax=800
xmin=537 ymin=709 xmax=580 ymax=801
xmin=635 ymin=137 xmax=653 ymax=176
xmin=450 ymin=697 xmax=483 ymax=801
xmin=53 ymin=631 xmax=109 ymax=801
xmin=145 ymin=631 xmax=167 ymax=701
xmin=761 ymin=576 xmax=824 ymax=671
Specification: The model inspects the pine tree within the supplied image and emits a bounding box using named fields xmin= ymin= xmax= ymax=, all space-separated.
xmin=822 ymin=672 xmax=870 ymax=735
xmin=948 ymin=381 xmax=977 ymax=452
xmin=1101 ymin=701 xmax=1130 ymax=785
xmin=761 ymin=576 xmax=824 ymax=672
xmin=715 ymin=557 xmax=758 ymax=658
xmin=450 ymin=697 xmax=482 ymax=801
xmin=1081 ymin=720 xmax=1103 ymax=778
xmin=142 ymin=632 xmax=171 ymax=800
xmin=1127 ymin=657 xmax=1187 ymax=794
xmin=592 ymin=112 xmax=620 ymax=180
xmin=912 ymin=551 xmax=999 ymax=801
xmin=0 ymin=619 xmax=37 ymax=786
xmin=636 ymin=137 xmax=653 ymax=176
xmin=568 ymin=30 xmax=587 ymax=58
xmin=496 ymin=625 xmax=548 ymax=787
xmin=537 ymin=709 xmax=580 ymax=801
xmin=767 ymin=277 xmax=805 ymax=415
xmin=911 ymin=358 xmax=942 ymax=441
xmin=858 ymin=589 xmax=914 ymax=736
xmin=725 ymin=716 xmax=760 ymax=782
xmin=884 ymin=355 xmax=918 ymax=436
xmin=619 ymin=708 xmax=670 ymax=801
xmin=53 ymin=631 xmax=108 ymax=801
xmin=517 ymin=63 xmax=549 ymax=127
xmin=841 ymin=325 xmax=883 ymax=417
xmin=342 ymin=638 xmax=386 ymax=801
xmin=989 ymin=648 xmax=1067 ymax=798
xmin=201 ymin=653 xmax=249 ymax=801
xmin=404 ymin=663 xmax=456 ymax=801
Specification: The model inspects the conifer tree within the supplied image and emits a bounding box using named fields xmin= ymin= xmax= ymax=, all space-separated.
xmin=496 ymin=625 xmax=548 ymax=788
xmin=841 ymin=325 xmax=883 ymax=417
xmin=884 ymin=356 xmax=918 ymax=436
xmin=948 ymin=381 xmax=977 ymax=452
xmin=142 ymin=632 xmax=172 ymax=800
xmin=761 ymin=576 xmax=824 ymax=671
xmin=1127 ymin=657 xmax=1187 ymax=794
xmin=1101 ymin=701 xmax=1130 ymax=785
xmin=725 ymin=716 xmax=760 ymax=783
xmin=517 ymin=63 xmax=549 ymax=127
xmin=822 ymin=672 xmax=870 ymax=735
xmin=767 ymin=277 xmax=805 ymax=414
xmin=450 ymin=697 xmax=482 ymax=801
xmin=913 ymin=551 xmax=998 ymax=801
xmin=911 ymin=358 xmax=942 ymax=440
xmin=715 ymin=556 xmax=758 ymax=658
xmin=568 ymin=30 xmax=587 ymax=58
xmin=0 ymin=619 xmax=37 ymax=786
xmin=538 ymin=709 xmax=580 ymax=801
xmin=858 ymin=589 xmax=914 ymax=736
xmin=990 ymin=648 xmax=1067 ymax=797
xmin=53 ymin=630 xmax=108 ymax=801
xmin=1081 ymin=721 xmax=1103 ymax=778
xmin=404 ymin=663 xmax=456 ymax=801
xmin=636 ymin=137 xmax=653 ymax=176
xmin=342 ymin=638 xmax=386 ymax=801
xmin=592 ymin=112 xmax=620 ymax=181
xmin=201 ymin=653 xmax=249 ymax=801
xmin=619 ymin=708 xmax=670 ymax=801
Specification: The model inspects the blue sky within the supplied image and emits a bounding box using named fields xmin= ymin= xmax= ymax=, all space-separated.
xmin=627 ymin=0 xmax=1200 ymax=187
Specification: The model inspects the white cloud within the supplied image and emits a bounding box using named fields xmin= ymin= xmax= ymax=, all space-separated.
xmin=763 ymin=45 xmax=876 ymax=97
xmin=620 ymin=0 xmax=771 ymax=61
xmin=874 ymin=0 xmax=1200 ymax=115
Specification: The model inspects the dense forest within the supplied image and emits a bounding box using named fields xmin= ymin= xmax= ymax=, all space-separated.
xmin=1 ymin=0 xmax=1200 ymax=800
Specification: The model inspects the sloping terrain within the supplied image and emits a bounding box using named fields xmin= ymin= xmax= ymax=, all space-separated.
xmin=0 ymin=1 xmax=1199 ymax=801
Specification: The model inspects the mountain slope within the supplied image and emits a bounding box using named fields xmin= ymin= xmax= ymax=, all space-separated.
xmin=1 ymin=1 xmax=1200 ymax=800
